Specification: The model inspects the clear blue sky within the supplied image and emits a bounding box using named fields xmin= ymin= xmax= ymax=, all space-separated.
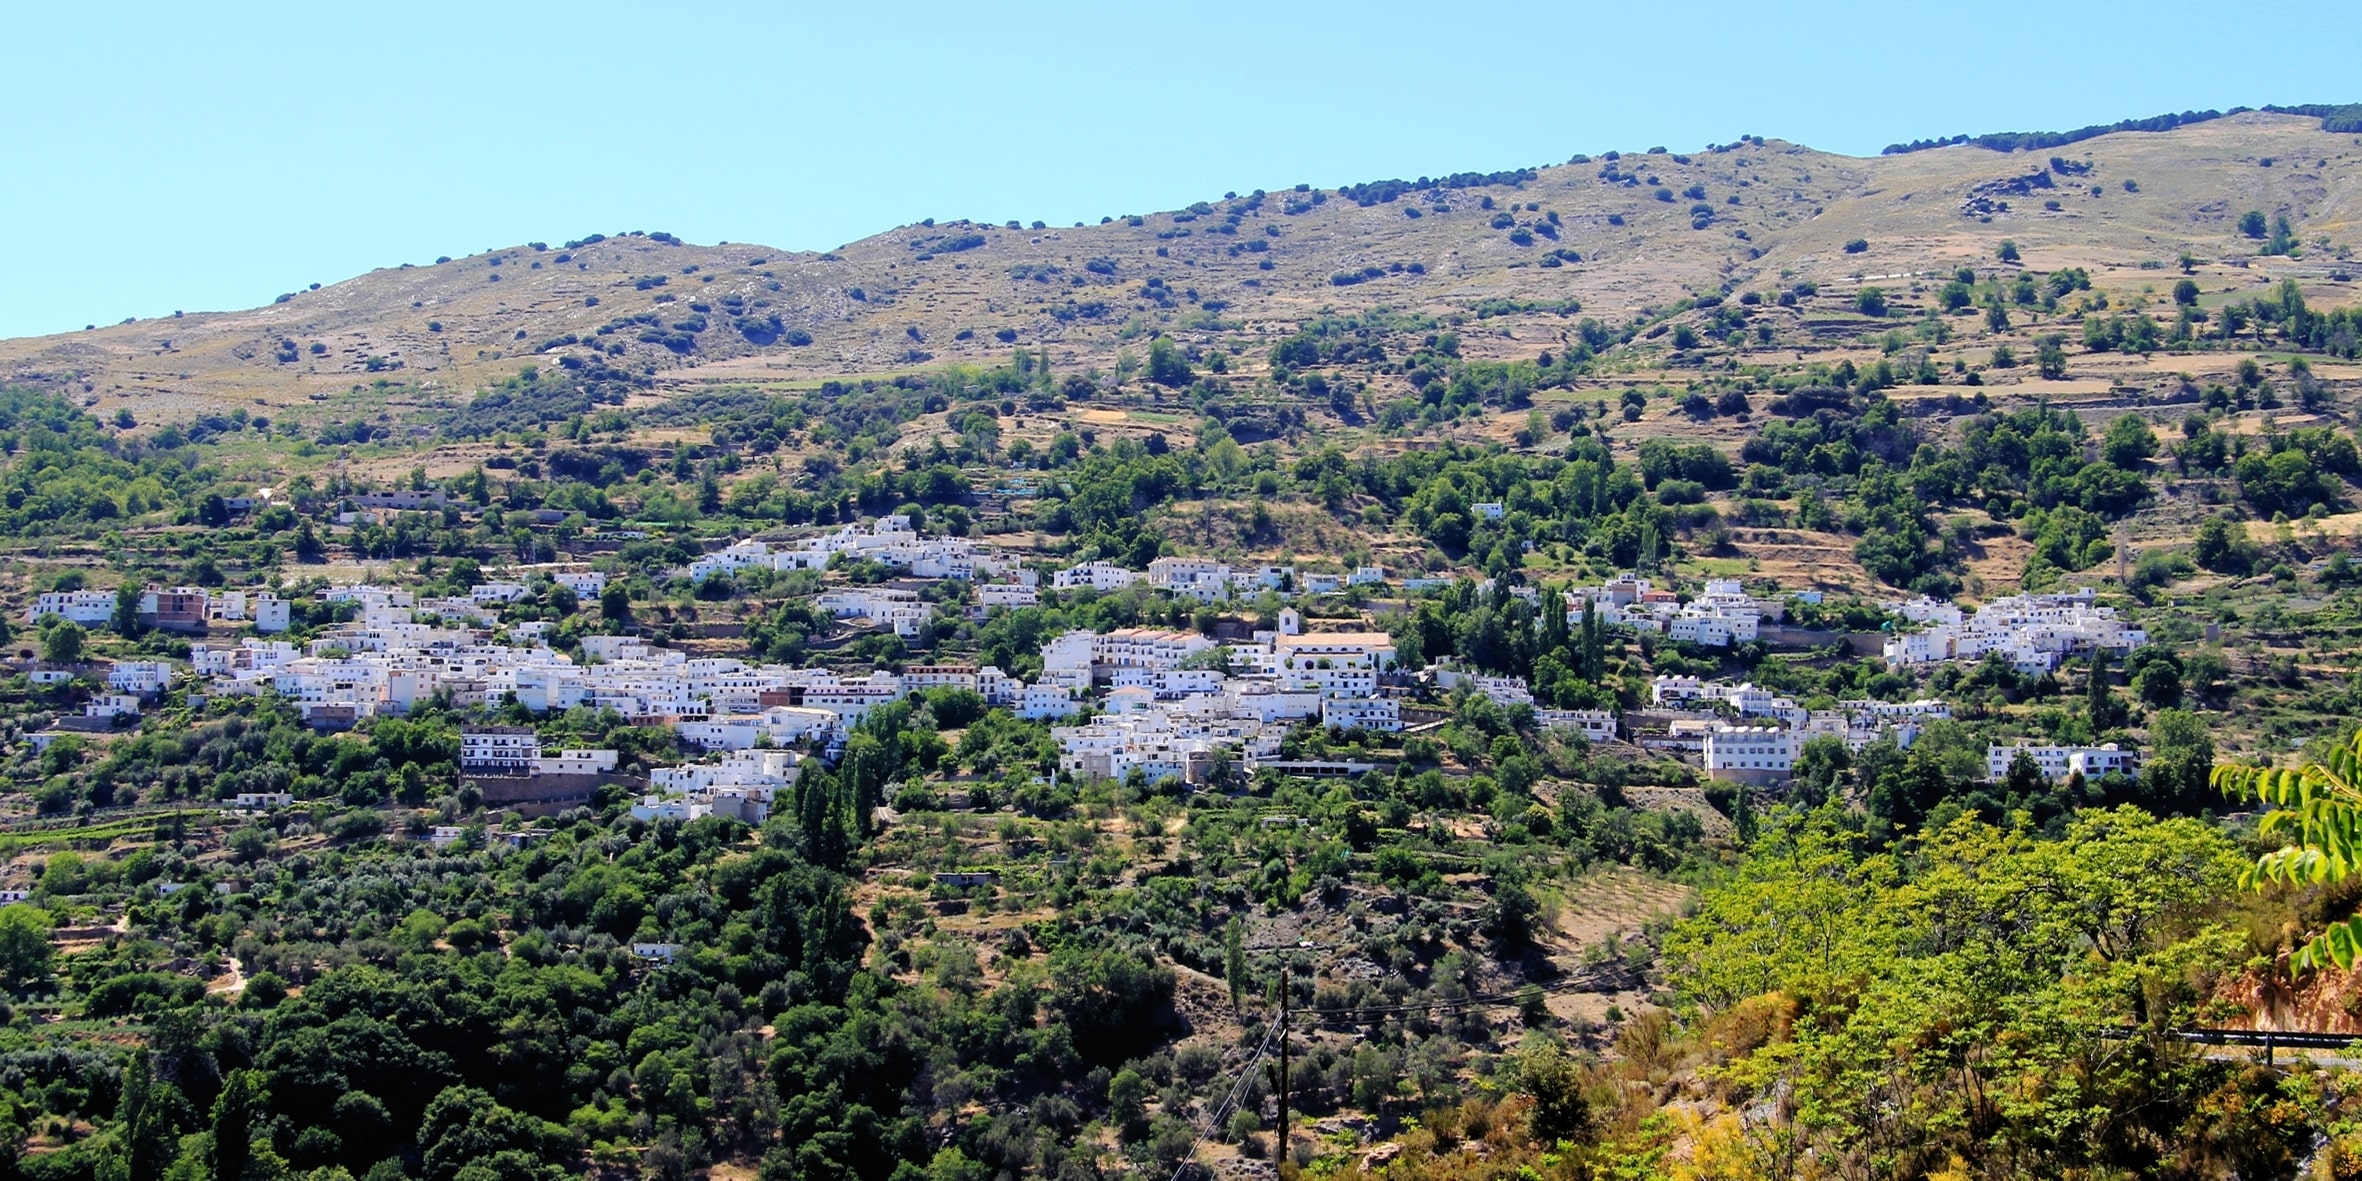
xmin=2 ymin=0 xmax=2354 ymax=339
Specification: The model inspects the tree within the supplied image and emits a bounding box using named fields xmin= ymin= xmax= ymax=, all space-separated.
xmin=0 ymin=905 xmax=54 ymax=994
xmin=2085 ymin=649 xmax=2120 ymax=731
xmin=1223 ymin=918 xmax=1246 ymax=1012
xmin=2173 ymin=278 xmax=2201 ymax=306
xmin=1997 ymin=240 xmax=2020 ymax=263
xmin=1518 ymin=1044 xmax=1593 ymax=1144
xmin=599 ymin=583 xmax=630 ymax=624
xmin=796 ymin=771 xmax=851 ymax=871
xmin=838 ymin=732 xmax=891 ymax=838
xmin=2239 ymin=211 xmax=2269 ymax=239
xmin=2100 ymin=414 xmax=2155 ymax=470
xmin=40 ymin=621 xmax=85 ymax=664
xmin=1985 ymin=300 xmax=2010 ymax=333
xmin=210 ymin=1070 xmax=265 ymax=1181
xmin=2036 ymin=335 xmax=2069 ymax=379
xmin=2216 ymin=728 xmax=2362 ymax=969
xmin=1145 ymin=337 xmax=1192 ymax=388
xmin=113 ymin=581 xmax=146 ymax=636
xmin=2133 ymin=660 xmax=2183 ymax=708
xmin=2265 ymin=213 xmax=2299 ymax=256
xmin=2144 ymin=709 xmax=2211 ymax=810
xmin=1107 ymin=1068 xmax=1148 ymax=1130
xmin=2192 ymin=516 xmax=2251 ymax=574
xmin=1480 ymin=881 xmax=1540 ymax=947
xmin=418 ymin=1084 xmax=575 ymax=1180
xmin=1791 ymin=735 xmax=1851 ymax=808
xmin=100 ymin=1051 xmax=187 ymax=1181
xmin=1048 ymin=947 xmax=1175 ymax=1066
xmin=1855 ymin=288 xmax=1887 ymax=317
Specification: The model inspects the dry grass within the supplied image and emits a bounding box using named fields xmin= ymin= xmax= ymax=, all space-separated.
xmin=9 ymin=113 xmax=2361 ymax=433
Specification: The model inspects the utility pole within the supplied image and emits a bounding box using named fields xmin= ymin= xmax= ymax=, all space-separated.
xmin=1276 ymin=966 xmax=1291 ymax=1167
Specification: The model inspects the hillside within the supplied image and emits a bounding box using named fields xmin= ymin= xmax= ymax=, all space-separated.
xmin=8 ymin=111 xmax=2362 ymax=424
xmin=12 ymin=105 xmax=2362 ymax=1181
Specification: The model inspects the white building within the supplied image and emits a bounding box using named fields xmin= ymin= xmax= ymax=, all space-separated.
xmin=1095 ymin=628 xmax=1216 ymax=671
xmin=29 ymin=591 xmax=115 ymax=626
xmin=553 ymin=571 xmax=608 ymax=599
xmin=1986 ymin=742 xmax=2139 ymax=782
xmin=1885 ymin=589 xmax=2146 ymax=673
xmin=1015 ymin=684 xmax=1073 ymax=720
xmin=978 ymin=582 xmax=1039 ymax=608
xmin=1538 ymin=709 xmax=1618 ymax=743
xmin=254 ymin=594 xmax=292 ymax=633
xmin=1053 ymin=561 xmax=1142 ymax=592
xmin=460 ymin=727 xmax=539 ymax=774
xmin=1704 ymin=726 xmax=1798 ymax=785
xmin=1275 ymin=631 xmax=1398 ymax=673
xmin=108 ymin=661 xmax=176 ymax=696
xmin=85 ymin=694 xmax=141 ymax=720
xmin=1321 ymin=696 xmax=1401 ymax=733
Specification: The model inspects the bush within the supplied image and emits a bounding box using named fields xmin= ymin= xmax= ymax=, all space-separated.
xmin=1843 ymin=238 xmax=1870 ymax=254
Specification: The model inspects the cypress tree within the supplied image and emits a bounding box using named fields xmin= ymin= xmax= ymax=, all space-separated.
xmin=210 ymin=1071 xmax=265 ymax=1181
xmin=2087 ymin=649 xmax=2117 ymax=731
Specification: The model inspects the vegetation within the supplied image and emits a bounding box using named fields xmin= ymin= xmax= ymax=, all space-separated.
xmin=6 ymin=107 xmax=2362 ymax=1180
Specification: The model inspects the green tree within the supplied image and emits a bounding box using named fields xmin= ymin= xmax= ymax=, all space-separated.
xmin=838 ymin=732 xmax=891 ymax=839
xmin=100 ymin=1051 xmax=186 ymax=1181
xmin=2239 ymin=210 xmax=2268 ymax=239
xmin=1048 ymin=947 xmax=1175 ymax=1066
xmin=1791 ymin=735 xmax=1851 ymax=808
xmin=1145 ymin=337 xmax=1192 ymax=388
xmin=2133 ymin=660 xmax=2183 ymax=708
xmin=113 ymin=581 xmax=146 ymax=636
xmin=2036 ymin=335 xmax=2069 ymax=379
xmin=2143 ymin=709 xmax=2211 ymax=810
xmin=1997 ymin=240 xmax=2021 ymax=263
xmin=797 ymin=771 xmax=850 ymax=870
xmin=210 ymin=1070 xmax=265 ymax=1181
xmin=2085 ymin=649 xmax=2120 ymax=731
xmin=2217 ymin=728 xmax=2362 ymax=969
xmin=1666 ymin=806 xmax=2242 ymax=1170
xmin=0 ymin=905 xmax=54 ymax=994
xmin=1223 ymin=918 xmax=1246 ymax=1013
xmin=1518 ymin=1044 xmax=1593 ymax=1144
xmin=40 ymin=621 xmax=84 ymax=664
xmin=2172 ymin=278 xmax=2200 ymax=306
xmin=599 ymin=583 xmax=630 ymax=624
xmin=2192 ymin=516 xmax=2251 ymax=574
xmin=418 ymin=1084 xmax=575 ymax=1180
xmin=2101 ymin=414 xmax=2155 ymax=470
xmin=1107 ymin=1068 xmax=1148 ymax=1130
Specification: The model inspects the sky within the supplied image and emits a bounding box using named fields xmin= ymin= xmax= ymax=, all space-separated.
xmin=2 ymin=0 xmax=2357 ymax=339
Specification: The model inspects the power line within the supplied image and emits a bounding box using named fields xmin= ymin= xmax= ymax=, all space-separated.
xmin=1166 ymin=966 xmax=1626 ymax=1179
xmin=1166 ymin=1020 xmax=1282 ymax=1181
xmin=1293 ymin=968 xmax=1621 ymax=1020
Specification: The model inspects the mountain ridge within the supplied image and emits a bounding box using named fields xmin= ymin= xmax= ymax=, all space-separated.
xmin=6 ymin=109 xmax=2361 ymax=424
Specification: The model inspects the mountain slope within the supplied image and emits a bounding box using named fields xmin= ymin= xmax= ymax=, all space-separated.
xmin=5 ymin=111 xmax=2361 ymax=422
